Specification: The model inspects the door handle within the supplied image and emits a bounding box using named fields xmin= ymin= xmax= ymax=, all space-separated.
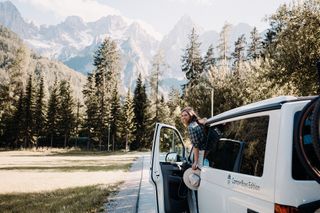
xmin=154 ymin=171 xmax=160 ymax=177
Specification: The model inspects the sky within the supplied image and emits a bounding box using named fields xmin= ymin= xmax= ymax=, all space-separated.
xmin=7 ymin=0 xmax=293 ymax=36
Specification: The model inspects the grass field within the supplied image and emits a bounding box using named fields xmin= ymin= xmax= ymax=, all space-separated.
xmin=0 ymin=149 xmax=143 ymax=212
xmin=0 ymin=184 xmax=121 ymax=213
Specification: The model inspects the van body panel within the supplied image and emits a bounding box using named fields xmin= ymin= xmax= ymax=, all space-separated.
xmin=198 ymin=168 xmax=275 ymax=213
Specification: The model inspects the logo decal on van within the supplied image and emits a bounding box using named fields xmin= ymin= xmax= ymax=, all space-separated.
xmin=227 ymin=174 xmax=260 ymax=191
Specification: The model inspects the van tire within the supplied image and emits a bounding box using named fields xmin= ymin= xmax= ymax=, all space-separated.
xmin=311 ymin=97 xmax=320 ymax=163
xmin=294 ymin=97 xmax=320 ymax=183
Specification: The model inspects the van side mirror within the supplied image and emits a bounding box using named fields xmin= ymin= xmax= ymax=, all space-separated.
xmin=165 ymin=152 xmax=178 ymax=163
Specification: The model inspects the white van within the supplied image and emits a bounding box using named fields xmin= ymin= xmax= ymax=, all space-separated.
xmin=150 ymin=96 xmax=320 ymax=213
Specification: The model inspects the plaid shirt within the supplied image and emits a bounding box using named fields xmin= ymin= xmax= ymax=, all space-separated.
xmin=188 ymin=121 xmax=204 ymax=149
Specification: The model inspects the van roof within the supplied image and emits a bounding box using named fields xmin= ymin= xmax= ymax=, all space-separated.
xmin=206 ymin=96 xmax=315 ymax=125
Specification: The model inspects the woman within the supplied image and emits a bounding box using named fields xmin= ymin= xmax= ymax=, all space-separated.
xmin=181 ymin=107 xmax=207 ymax=170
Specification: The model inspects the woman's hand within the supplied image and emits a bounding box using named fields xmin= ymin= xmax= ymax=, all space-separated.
xmin=198 ymin=118 xmax=207 ymax=124
xmin=192 ymin=161 xmax=198 ymax=170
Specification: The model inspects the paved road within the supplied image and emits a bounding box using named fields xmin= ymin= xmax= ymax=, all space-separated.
xmin=105 ymin=154 xmax=156 ymax=213
xmin=138 ymin=155 xmax=156 ymax=213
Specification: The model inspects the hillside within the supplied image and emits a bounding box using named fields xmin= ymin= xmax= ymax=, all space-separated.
xmin=0 ymin=24 xmax=86 ymax=103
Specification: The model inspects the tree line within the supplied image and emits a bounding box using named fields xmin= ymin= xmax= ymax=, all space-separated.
xmin=0 ymin=0 xmax=319 ymax=150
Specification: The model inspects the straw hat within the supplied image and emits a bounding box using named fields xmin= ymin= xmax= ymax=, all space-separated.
xmin=183 ymin=168 xmax=201 ymax=190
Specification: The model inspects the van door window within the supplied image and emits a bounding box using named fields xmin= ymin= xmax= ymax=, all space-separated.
xmin=159 ymin=127 xmax=184 ymax=163
xmin=206 ymin=116 xmax=269 ymax=177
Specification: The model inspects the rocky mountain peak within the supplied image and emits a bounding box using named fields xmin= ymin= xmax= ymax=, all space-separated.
xmin=0 ymin=1 xmax=37 ymax=38
xmin=59 ymin=16 xmax=86 ymax=32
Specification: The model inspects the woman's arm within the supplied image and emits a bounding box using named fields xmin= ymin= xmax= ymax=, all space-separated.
xmin=188 ymin=122 xmax=204 ymax=170
xmin=192 ymin=147 xmax=199 ymax=170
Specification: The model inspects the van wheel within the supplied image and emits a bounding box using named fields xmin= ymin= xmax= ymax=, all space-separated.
xmin=311 ymin=97 xmax=320 ymax=163
xmin=294 ymin=97 xmax=320 ymax=183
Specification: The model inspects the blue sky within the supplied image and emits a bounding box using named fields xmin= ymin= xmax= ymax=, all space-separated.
xmin=7 ymin=0 xmax=292 ymax=35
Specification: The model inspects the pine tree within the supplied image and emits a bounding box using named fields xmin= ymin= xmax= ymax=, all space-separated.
xmin=181 ymin=28 xmax=203 ymax=88
xmin=3 ymin=89 xmax=24 ymax=148
xmin=83 ymin=73 xmax=98 ymax=146
xmin=157 ymin=96 xmax=172 ymax=125
xmin=57 ymin=80 xmax=75 ymax=148
xmin=143 ymin=97 xmax=154 ymax=149
xmin=23 ymin=74 xmax=36 ymax=148
xmin=34 ymin=75 xmax=46 ymax=146
xmin=0 ymin=47 xmax=26 ymax=147
xmin=93 ymin=37 xmax=120 ymax=148
xmin=7 ymin=48 xmax=27 ymax=107
xmin=232 ymin=34 xmax=247 ymax=75
xmin=132 ymin=74 xmax=148 ymax=150
xmin=0 ymin=83 xmax=10 ymax=141
xmin=46 ymin=79 xmax=59 ymax=147
xmin=121 ymin=90 xmax=136 ymax=151
xmin=247 ymin=27 xmax=262 ymax=60
xmin=167 ymin=88 xmax=181 ymax=112
xmin=109 ymin=85 xmax=121 ymax=151
xmin=167 ymin=88 xmax=185 ymax=134
xmin=150 ymin=50 xmax=167 ymax=121
xmin=261 ymin=17 xmax=281 ymax=58
xmin=74 ymin=99 xmax=82 ymax=147
xmin=203 ymin=44 xmax=216 ymax=73
xmin=217 ymin=23 xmax=231 ymax=71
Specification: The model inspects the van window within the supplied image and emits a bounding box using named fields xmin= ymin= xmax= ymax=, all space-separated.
xmin=159 ymin=127 xmax=184 ymax=162
xmin=206 ymin=139 xmax=242 ymax=172
xmin=206 ymin=116 xmax=269 ymax=177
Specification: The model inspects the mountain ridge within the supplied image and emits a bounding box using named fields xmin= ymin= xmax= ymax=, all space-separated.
xmin=0 ymin=1 xmax=254 ymax=95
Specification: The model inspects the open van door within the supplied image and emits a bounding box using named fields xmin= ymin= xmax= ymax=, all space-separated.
xmin=150 ymin=123 xmax=189 ymax=213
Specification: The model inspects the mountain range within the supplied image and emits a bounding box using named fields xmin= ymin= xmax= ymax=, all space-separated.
xmin=0 ymin=0 xmax=254 ymax=95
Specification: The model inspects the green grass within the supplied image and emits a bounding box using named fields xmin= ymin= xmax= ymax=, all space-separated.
xmin=0 ymin=184 xmax=121 ymax=213
xmin=0 ymin=163 xmax=132 ymax=172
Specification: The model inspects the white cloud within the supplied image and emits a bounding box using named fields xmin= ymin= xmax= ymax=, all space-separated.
xmin=16 ymin=0 xmax=121 ymax=22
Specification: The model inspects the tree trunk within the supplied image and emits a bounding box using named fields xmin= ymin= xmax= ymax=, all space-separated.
xmin=125 ymin=133 xmax=128 ymax=152
xmin=112 ymin=134 xmax=115 ymax=152
xmin=64 ymin=133 xmax=67 ymax=148
xmin=50 ymin=135 xmax=53 ymax=148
